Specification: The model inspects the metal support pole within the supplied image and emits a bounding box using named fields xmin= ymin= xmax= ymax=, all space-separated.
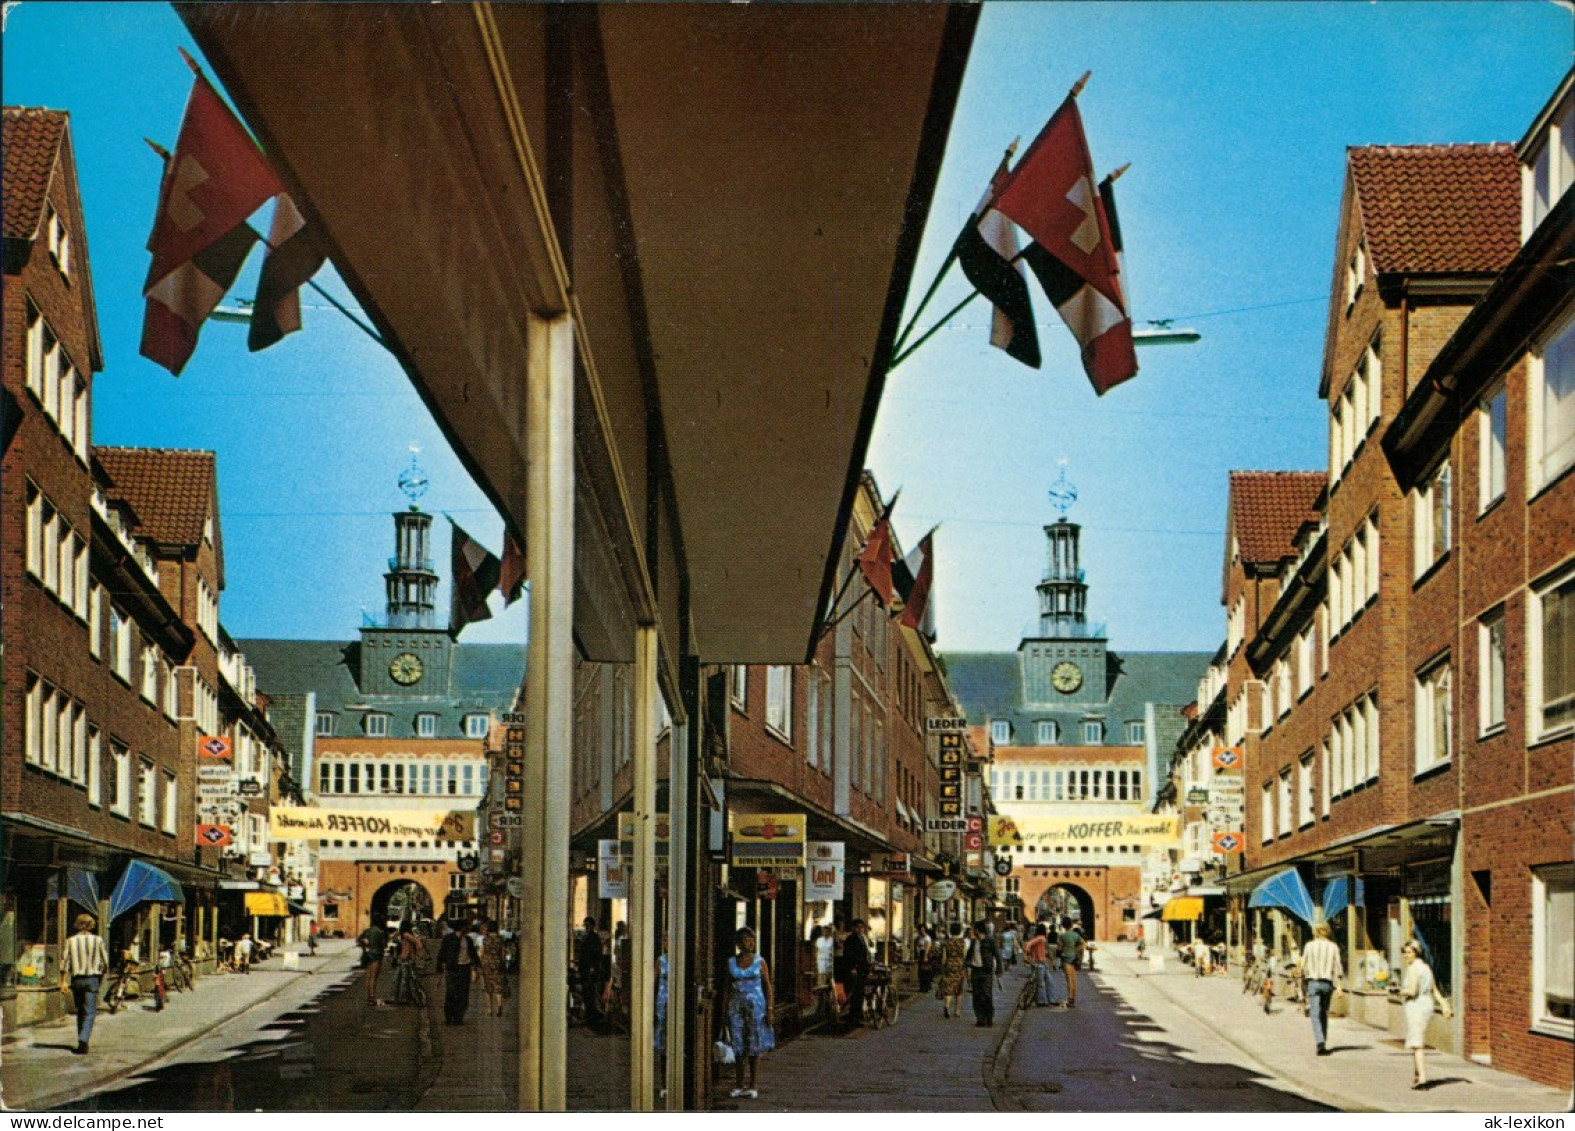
xmin=519 ymin=311 xmax=575 ymax=1111
xmin=665 ymin=707 xmax=690 ymax=1109
xmin=630 ymin=626 xmax=659 ymax=1110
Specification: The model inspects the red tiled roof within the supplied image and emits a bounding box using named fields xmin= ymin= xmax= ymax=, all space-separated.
xmin=3 ymin=107 xmax=67 ymax=241
xmin=1348 ymin=144 xmax=1520 ymax=275
xmin=1229 ymin=471 xmax=1323 ymax=565
xmin=95 ymin=447 xmax=217 ymax=548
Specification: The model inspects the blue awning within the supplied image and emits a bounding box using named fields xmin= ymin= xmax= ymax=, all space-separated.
xmin=1321 ymin=876 xmax=1365 ymax=921
xmin=108 ymin=860 xmax=183 ymax=920
xmin=1248 ymin=868 xmax=1316 ymax=924
xmin=46 ymin=868 xmax=101 ymax=913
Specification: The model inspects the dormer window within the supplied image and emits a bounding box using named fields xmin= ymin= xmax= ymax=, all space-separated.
xmin=364 ymin=713 xmax=389 ymax=737
xmin=990 ymin=719 xmax=1012 ymax=746
xmin=416 ymin=713 xmax=438 ymax=738
xmin=1035 ymin=720 xmax=1059 ymax=745
xmin=464 ymin=713 xmax=491 ymax=739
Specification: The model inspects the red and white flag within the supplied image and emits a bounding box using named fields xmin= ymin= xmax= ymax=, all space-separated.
xmin=141 ymin=71 xmax=282 ymax=375
xmin=498 ymin=532 xmax=527 ymax=606
xmin=855 ymin=490 xmax=901 ymax=607
xmin=993 ymin=96 xmax=1137 ymax=395
xmin=894 ymin=530 xmax=935 ymax=638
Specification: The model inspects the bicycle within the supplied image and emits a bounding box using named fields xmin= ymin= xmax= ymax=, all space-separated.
xmin=863 ymin=963 xmax=899 ymax=1029
xmin=101 ymin=956 xmax=140 ymax=1015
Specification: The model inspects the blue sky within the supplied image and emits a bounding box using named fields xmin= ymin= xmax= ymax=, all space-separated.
xmin=5 ymin=3 xmax=1572 ymax=655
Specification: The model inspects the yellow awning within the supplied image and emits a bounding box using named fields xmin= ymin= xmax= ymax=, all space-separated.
xmin=245 ymin=892 xmax=289 ymax=917
xmin=1161 ymin=896 xmax=1205 ymax=922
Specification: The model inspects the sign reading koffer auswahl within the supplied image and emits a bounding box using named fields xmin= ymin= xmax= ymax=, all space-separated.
xmin=988 ymin=814 xmax=1181 ymax=848
xmin=269 ymin=806 xmax=472 ymax=841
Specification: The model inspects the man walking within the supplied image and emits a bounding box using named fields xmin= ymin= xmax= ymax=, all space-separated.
xmin=1057 ymin=917 xmax=1085 ymax=1008
xmin=576 ymin=916 xmax=607 ymax=1026
xmin=967 ymin=920 xmax=997 ymax=1026
xmin=59 ymin=914 xmax=109 ymax=1055
xmin=438 ymin=919 xmax=476 ymax=1025
xmin=1300 ymin=923 xmax=1344 ymax=1055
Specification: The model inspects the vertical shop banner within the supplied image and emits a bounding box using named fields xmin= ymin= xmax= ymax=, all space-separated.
xmin=598 ymin=839 xmax=628 ymax=900
xmin=805 ymin=841 xmax=845 ymax=902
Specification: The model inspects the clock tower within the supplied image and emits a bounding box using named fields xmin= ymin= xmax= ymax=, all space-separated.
xmin=1020 ymin=461 xmax=1107 ymax=706
xmin=359 ymin=449 xmax=453 ymax=696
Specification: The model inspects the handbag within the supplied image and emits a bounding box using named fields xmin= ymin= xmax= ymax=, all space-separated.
xmin=713 ymin=1038 xmax=736 ymax=1065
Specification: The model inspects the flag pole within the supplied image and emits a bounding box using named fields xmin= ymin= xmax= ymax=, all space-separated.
xmin=1070 ymin=70 xmax=1092 ymax=99
xmin=889 ymin=287 xmax=982 ymax=370
xmin=818 ymin=584 xmax=878 ymax=639
xmin=889 ymin=138 xmax=1019 ymax=361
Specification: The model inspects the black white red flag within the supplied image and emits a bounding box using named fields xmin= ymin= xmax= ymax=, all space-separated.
xmin=141 ymin=71 xmax=282 ymax=375
xmin=992 ymin=96 xmax=1137 ymax=395
xmin=498 ymin=533 xmax=527 ymax=606
xmin=249 ymin=193 xmax=327 ymax=352
xmin=448 ymin=519 xmax=501 ymax=638
xmin=953 ymin=147 xmax=1040 ymax=368
xmin=894 ymin=530 xmax=936 ymax=638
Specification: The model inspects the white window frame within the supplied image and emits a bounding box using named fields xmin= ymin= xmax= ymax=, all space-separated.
xmin=416 ymin=713 xmax=438 ymax=738
xmin=990 ymin=719 xmax=1011 ymax=746
xmin=1126 ymin=720 xmax=1144 ymax=744
xmin=138 ymin=759 xmax=157 ymax=827
xmin=464 ymin=713 xmax=491 ymax=739
xmin=1345 ymin=239 xmax=1366 ymax=311
xmin=1036 ymin=720 xmax=1059 ymax=745
xmin=1082 ymin=720 xmax=1104 ymax=744
xmin=1413 ymin=460 xmax=1452 ymax=578
xmin=806 ymin=671 xmax=820 ymax=770
xmin=1261 ymin=781 xmax=1274 ymax=845
xmin=729 ymin=665 xmax=748 ymax=709
xmin=1528 ymin=307 xmax=1575 ymax=493
xmin=111 ymin=606 xmax=132 ymax=681
xmin=161 ymin=772 xmax=178 ymax=835
xmin=1277 ymin=769 xmax=1293 ymax=838
xmin=1479 ymin=609 xmax=1506 ymax=734
xmin=1529 ymin=563 xmax=1575 ymax=740
xmin=1479 ymin=383 xmax=1508 ymax=512
xmin=365 ymin=713 xmax=390 ymax=738
xmin=764 ymin=665 xmax=793 ymax=742
xmin=87 ymin=727 xmax=102 ymax=807
xmin=1415 ymin=657 xmax=1453 ymax=775
xmin=316 ymin=712 xmax=336 ymax=737
xmin=1531 ymin=863 xmax=1574 ymax=1039
xmin=110 ymin=744 xmax=131 ymax=818
xmin=1319 ymin=738 xmax=1331 ymax=818
xmin=1298 ymin=752 xmax=1314 ymax=829
xmin=818 ymin=670 xmax=832 ymax=775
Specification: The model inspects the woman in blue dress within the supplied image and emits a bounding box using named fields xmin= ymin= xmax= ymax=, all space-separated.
xmin=654 ymin=942 xmax=669 ymax=1099
xmin=726 ymin=927 xmax=774 ymax=1100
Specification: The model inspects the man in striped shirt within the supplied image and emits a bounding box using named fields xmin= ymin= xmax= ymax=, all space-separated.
xmin=59 ymin=914 xmax=110 ymax=1054
xmin=1301 ymin=923 xmax=1345 ymax=1057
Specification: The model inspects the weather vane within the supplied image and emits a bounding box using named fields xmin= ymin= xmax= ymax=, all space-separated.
xmin=397 ymin=443 xmax=430 ymax=509
xmin=1048 ymin=457 xmax=1078 ymax=519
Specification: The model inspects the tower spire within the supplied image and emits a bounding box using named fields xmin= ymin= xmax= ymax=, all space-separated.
xmin=1037 ymin=459 xmax=1088 ymax=636
xmin=386 ymin=446 xmax=437 ymax=628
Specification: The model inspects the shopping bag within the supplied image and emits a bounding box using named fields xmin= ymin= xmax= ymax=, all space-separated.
xmin=713 ymin=1038 xmax=736 ymax=1065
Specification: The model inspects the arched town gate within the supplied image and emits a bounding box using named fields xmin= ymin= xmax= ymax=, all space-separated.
xmin=1034 ymin=882 xmax=1097 ymax=936
xmin=367 ymin=875 xmax=442 ymax=929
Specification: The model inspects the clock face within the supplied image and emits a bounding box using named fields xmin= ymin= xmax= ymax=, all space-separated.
xmin=389 ymin=652 xmax=424 ymax=685
xmin=1051 ymin=661 xmax=1083 ymax=694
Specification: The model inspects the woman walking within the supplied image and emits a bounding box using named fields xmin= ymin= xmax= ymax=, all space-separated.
xmin=1401 ymin=939 xmax=1442 ymax=1088
xmin=934 ymin=921 xmax=968 ymax=1019
xmin=477 ymin=920 xmax=509 ymax=1017
xmin=726 ymin=928 xmax=774 ymax=1100
xmin=1023 ymin=923 xmax=1051 ymax=1006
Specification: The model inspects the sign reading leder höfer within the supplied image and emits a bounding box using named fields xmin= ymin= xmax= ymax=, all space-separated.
xmin=988 ymin=814 xmax=1180 ymax=849
xmin=269 ymin=806 xmax=472 ymax=841
xmin=730 ymin=813 xmax=806 ymax=867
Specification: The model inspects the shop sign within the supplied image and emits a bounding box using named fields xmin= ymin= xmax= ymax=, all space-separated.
xmin=927 ymin=879 xmax=958 ymax=903
xmin=989 ymin=814 xmax=1181 ymax=849
xmin=993 ymin=855 xmax=1013 ymax=876
xmin=197 ymin=763 xmax=231 ymax=781
xmin=237 ymin=777 xmax=264 ymax=797
xmin=873 ymin=853 xmax=914 ymax=883
xmin=1212 ymin=746 xmax=1243 ymax=771
xmin=598 ymin=839 xmax=627 ymax=900
xmin=490 ymin=811 xmax=521 ymax=830
xmin=269 ymin=806 xmax=473 ymax=841
xmin=964 ymin=832 xmax=983 ymax=851
xmin=926 ymin=817 xmax=969 ymax=833
xmin=1186 ymin=788 xmax=1210 ymax=805
xmin=805 ymin=842 xmax=844 ymax=902
xmin=249 ymin=850 xmax=273 ymax=867
xmin=195 ymin=824 xmax=232 ymax=847
xmin=964 ymin=851 xmax=983 ymax=870
xmin=616 ymin=811 xmax=671 ymax=866
xmin=199 ymin=735 xmax=233 ymax=760
xmin=1211 ymin=831 xmax=1245 ymax=855
xmin=730 ymin=812 xmax=805 ymax=867
xmin=198 ymin=779 xmax=237 ymax=798
xmin=927 ymin=717 xmax=968 ymax=732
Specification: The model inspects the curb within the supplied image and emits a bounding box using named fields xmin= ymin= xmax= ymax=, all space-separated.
xmin=10 ymin=956 xmax=360 ymax=1112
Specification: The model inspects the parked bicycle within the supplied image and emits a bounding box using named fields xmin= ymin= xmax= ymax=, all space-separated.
xmin=101 ymin=954 xmax=141 ymax=1015
xmin=862 ymin=962 xmax=899 ymax=1029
